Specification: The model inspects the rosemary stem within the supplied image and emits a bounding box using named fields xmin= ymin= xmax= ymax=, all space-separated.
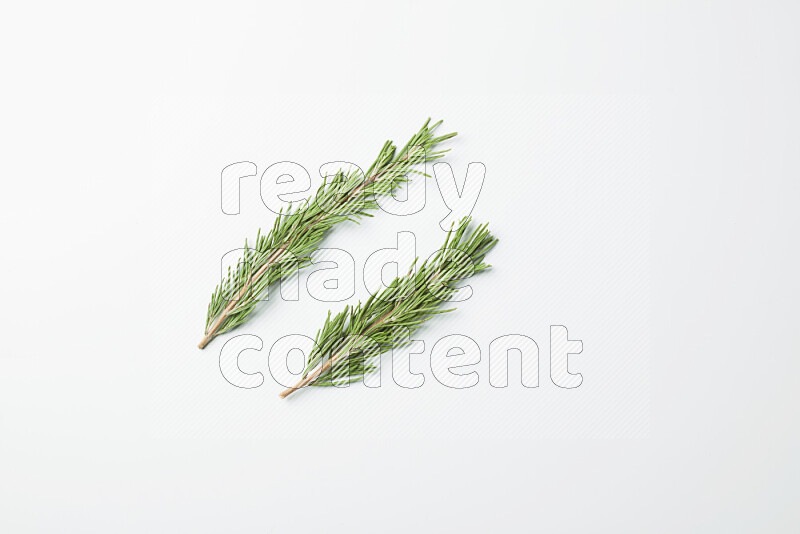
xmin=199 ymin=120 xmax=456 ymax=350
xmin=279 ymin=359 xmax=333 ymax=399
xmin=198 ymin=248 xmax=287 ymax=348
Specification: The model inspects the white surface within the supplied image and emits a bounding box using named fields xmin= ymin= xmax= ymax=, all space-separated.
xmin=1 ymin=1 xmax=798 ymax=532
xmin=149 ymin=93 xmax=649 ymax=440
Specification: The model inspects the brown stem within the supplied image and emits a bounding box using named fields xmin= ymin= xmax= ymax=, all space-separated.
xmin=279 ymin=294 xmax=410 ymax=399
xmin=279 ymin=356 xmax=338 ymax=399
xmin=197 ymin=247 xmax=287 ymax=348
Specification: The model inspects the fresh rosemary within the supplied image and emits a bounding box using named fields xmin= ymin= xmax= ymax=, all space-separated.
xmin=279 ymin=218 xmax=497 ymax=399
xmin=199 ymin=119 xmax=456 ymax=348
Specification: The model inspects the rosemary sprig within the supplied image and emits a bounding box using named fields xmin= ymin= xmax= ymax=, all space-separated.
xmin=199 ymin=119 xmax=456 ymax=349
xmin=279 ymin=218 xmax=497 ymax=399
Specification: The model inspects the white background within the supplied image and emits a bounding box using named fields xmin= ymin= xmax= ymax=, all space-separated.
xmin=1 ymin=1 xmax=798 ymax=532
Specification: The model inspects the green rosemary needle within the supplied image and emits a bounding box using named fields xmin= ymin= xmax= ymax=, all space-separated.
xmin=199 ymin=119 xmax=456 ymax=349
xmin=279 ymin=218 xmax=497 ymax=399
